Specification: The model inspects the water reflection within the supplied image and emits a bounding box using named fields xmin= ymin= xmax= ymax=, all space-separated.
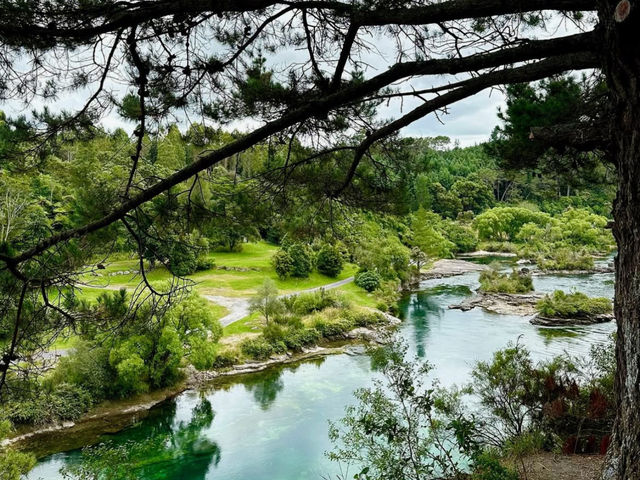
xmin=58 ymin=398 xmax=221 ymax=480
xmin=243 ymin=367 xmax=285 ymax=410
xmin=30 ymin=269 xmax=616 ymax=480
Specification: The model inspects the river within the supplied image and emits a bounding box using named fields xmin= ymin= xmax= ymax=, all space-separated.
xmin=27 ymin=265 xmax=616 ymax=480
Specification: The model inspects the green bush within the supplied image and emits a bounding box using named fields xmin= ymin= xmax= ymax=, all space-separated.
xmin=536 ymin=248 xmax=594 ymax=271
xmin=348 ymin=309 xmax=386 ymax=327
xmin=374 ymin=279 xmax=401 ymax=314
xmin=196 ymin=255 xmax=215 ymax=271
xmin=166 ymin=242 xmax=199 ymax=276
xmin=285 ymin=290 xmax=346 ymax=315
xmin=240 ymin=337 xmax=276 ymax=360
xmin=0 ymin=449 xmax=36 ymax=480
xmin=288 ymin=243 xmax=314 ymax=278
xmin=211 ymin=349 xmax=239 ymax=369
xmin=537 ymin=290 xmax=612 ymax=318
xmin=189 ymin=338 xmax=217 ymax=370
xmin=313 ymin=317 xmax=355 ymax=337
xmin=443 ymin=220 xmax=478 ymax=253
xmin=474 ymin=207 xmax=551 ymax=241
xmin=470 ymin=451 xmax=519 ymax=480
xmin=282 ymin=327 xmax=321 ymax=351
xmin=316 ymin=244 xmax=344 ymax=277
xmin=47 ymin=342 xmax=113 ymax=399
xmin=272 ymin=249 xmax=294 ymax=279
xmin=6 ymin=383 xmax=94 ymax=426
xmin=355 ymin=270 xmax=381 ymax=292
xmin=478 ymin=269 xmax=533 ymax=294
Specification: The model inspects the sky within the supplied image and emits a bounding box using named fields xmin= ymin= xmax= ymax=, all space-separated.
xmin=5 ymin=12 xmax=590 ymax=149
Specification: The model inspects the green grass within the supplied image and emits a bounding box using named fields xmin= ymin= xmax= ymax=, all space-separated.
xmin=81 ymin=242 xmax=358 ymax=297
xmin=335 ymin=282 xmax=379 ymax=308
xmin=49 ymin=331 xmax=80 ymax=350
xmin=222 ymin=312 xmax=263 ymax=337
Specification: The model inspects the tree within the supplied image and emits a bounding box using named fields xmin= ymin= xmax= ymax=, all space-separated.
xmin=411 ymin=208 xmax=454 ymax=258
xmin=410 ymin=247 xmax=428 ymax=272
xmin=287 ymin=243 xmax=313 ymax=278
xmin=316 ymin=244 xmax=343 ymax=277
xmin=1 ymin=2 xmax=640 ymax=477
xmin=272 ymin=249 xmax=294 ymax=279
xmin=450 ymin=178 xmax=495 ymax=214
xmin=249 ymin=279 xmax=282 ymax=325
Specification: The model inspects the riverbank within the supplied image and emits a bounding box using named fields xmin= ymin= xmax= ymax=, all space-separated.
xmin=5 ymin=312 xmax=401 ymax=455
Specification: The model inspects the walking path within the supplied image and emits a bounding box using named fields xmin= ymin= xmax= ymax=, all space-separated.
xmin=204 ymin=276 xmax=354 ymax=326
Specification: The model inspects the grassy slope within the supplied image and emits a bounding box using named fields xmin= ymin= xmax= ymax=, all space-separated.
xmin=80 ymin=242 xmax=357 ymax=297
xmin=72 ymin=241 xmax=367 ymax=341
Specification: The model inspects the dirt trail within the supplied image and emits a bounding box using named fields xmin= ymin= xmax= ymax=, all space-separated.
xmin=204 ymin=276 xmax=354 ymax=326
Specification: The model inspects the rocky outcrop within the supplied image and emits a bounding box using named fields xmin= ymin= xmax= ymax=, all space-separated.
xmin=530 ymin=313 xmax=615 ymax=326
xmin=533 ymin=265 xmax=615 ymax=275
xmin=449 ymin=292 xmax=543 ymax=316
xmin=449 ymin=292 xmax=615 ymax=326
xmin=421 ymin=259 xmax=489 ymax=280
xmin=457 ymin=250 xmax=517 ymax=258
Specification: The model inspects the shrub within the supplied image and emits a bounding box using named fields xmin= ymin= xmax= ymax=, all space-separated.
xmin=272 ymin=249 xmax=294 ymax=279
xmin=6 ymin=383 xmax=94 ymax=426
xmin=47 ymin=383 xmax=95 ymax=421
xmin=374 ymin=280 xmax=401 ymax=314
xmin=288 ymin=243 xmax=314 ymax=278
xmin=474 ymin=207 xmax=551 ymax=241
xmin=478 ymin=269 xmax=533 ymax=294
xmin=240 ymin=337 xmax=276 ymax=360
xmin=0 ymin=449 xmax=36 ymax=480
xmin=166 ymin=242 xmax=199 ymax=276
xmin=536 ymin=248 xmax=594 ymax=271
xmin=286 ymin=290 xmax=346 ymax=315
xmin=470 ymin=451 xmax=519 ymax=480
xmin=211 ymin=349 xmax=239 ymax=369
xmin=313 ymin=316 xmax=355 ymax=337
xmin=471 ymin=341 xmax=616 ymax=454
xmin=536 ymin=290 xmax=612 ymax=318
xmin=195 ymin=255 xmax=215 ymax=271
xmin=282 ymin=327 xmax=321 ymax=351
xmin=47 ymin=342 xmax=113 ymax=399
xmin=189 ymin=338 xmax=218 ymax=370
xmin=443 ymin=220 xmax=478 ymax=253
xmin=349 ymin=309 xmax=386 ymax=327
xmin=316 ymin=244 xmax=344 ymax=277
xmin=355 ymin=270 xmax=381 ymax=292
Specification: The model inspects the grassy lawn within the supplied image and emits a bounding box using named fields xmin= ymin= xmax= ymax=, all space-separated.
xmin=222 ymin=312 xmax=263 ymax=337
xmin=80 ymin=241 xmax=358 ymax=297
xmin=336 ymin=282 xmax=379 ymax=309
xmin=68 ymin=241 xmax=369 ymax=348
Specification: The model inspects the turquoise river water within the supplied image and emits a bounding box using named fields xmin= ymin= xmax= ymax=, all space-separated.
xmin=27 ymin=266 xmax=616 ymax=480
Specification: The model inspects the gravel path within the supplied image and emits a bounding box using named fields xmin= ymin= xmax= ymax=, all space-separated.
xmin=205 ymin=276 xmax=355 ymax=327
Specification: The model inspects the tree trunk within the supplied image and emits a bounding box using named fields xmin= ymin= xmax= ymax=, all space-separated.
xmin=600 ymin=1 xmax=640 ymax=479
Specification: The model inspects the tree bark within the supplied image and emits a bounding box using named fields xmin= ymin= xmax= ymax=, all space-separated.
xmin=600 ymin=1 xmax=640 ymax=479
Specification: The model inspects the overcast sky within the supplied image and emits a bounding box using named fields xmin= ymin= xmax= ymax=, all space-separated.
xmin=11 ymin=14 xmax=589 ymax=149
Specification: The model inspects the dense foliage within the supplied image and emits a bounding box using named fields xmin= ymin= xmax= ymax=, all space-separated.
xmin=537 ymin=291 xmax=612 ymax=319
xmin=478 ymin=269 xmax=534 ymax=294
